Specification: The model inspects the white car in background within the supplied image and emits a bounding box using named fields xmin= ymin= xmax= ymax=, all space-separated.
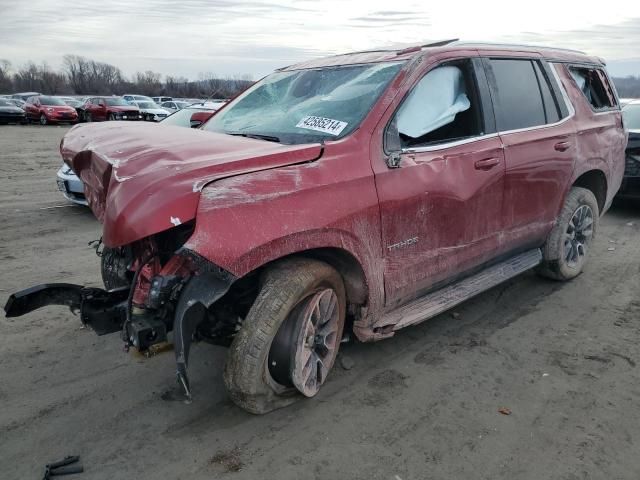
xmin=122 ymin=94 xmax=153 ymax=104
xmin=160 ymin=100 xmax=191 ymax=112
xmin=152 ymin=96 xmax=173 ymax=104
xmin=132 ymin=100 xmax=171 ymax=122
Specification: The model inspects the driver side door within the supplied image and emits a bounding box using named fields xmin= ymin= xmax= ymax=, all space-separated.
xmin=373 ymin=57 xmax=507 ymax=308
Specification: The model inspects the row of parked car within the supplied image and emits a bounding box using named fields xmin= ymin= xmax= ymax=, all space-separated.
xmin=0 ymin=92 xmax=226 ymax=125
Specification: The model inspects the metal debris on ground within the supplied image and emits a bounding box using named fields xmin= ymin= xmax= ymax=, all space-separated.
xmin=42 ymin=455 xmax=83 ymax=479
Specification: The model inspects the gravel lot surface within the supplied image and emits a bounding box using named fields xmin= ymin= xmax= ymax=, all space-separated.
xmin=1 ymin=125 xmax=639 ymax=480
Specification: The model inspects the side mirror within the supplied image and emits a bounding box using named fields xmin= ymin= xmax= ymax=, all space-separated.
xmin=384 ymin=117 xmax=403 ymax=168
xmin=190 ymin=111 xmax=214 ymax=128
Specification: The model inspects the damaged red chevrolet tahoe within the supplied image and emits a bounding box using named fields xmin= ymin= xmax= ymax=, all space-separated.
xmin=5 ymin=41 xmax=626 ymax=414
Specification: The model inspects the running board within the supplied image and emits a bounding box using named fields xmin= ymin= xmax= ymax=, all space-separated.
xmin=376 ymin=248 xmax=543 ymax=332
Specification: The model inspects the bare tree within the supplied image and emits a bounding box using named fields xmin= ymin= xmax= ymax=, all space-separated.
xmin=0 ymin=59 xmax=13 ymax=92
xmin=63 ymin=55 xmax=125 ymax=94
xmin=134 ymin=71 xmax=162 ymax=96
xmin=7 ymin=54 xmax=254 ymax=98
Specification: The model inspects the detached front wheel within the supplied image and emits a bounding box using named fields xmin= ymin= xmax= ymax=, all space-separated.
xmin=224 ymin=258 xmax=346 ymax=414
xmin=538 ymin=186 xmax=599 ymax=280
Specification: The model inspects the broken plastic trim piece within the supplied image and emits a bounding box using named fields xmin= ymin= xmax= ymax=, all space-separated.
xmin=4 ymin=283 xmax=129 ymax=335
xmin=173 ymin=250 xmax=236 ymax=401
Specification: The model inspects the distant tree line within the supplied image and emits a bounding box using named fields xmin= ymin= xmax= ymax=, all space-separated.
xmin=2 ymin=55 xmax=639 ymax=100
xmin=0 ymin=55 xmax=254 ymax=99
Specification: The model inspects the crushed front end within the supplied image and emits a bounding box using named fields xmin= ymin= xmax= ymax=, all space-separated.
xmin=4 ymin=224 xmax=237 ymax=401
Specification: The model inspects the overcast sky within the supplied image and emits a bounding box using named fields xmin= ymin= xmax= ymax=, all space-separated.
xmin=1 ymin=0 xmax=639 ymax=79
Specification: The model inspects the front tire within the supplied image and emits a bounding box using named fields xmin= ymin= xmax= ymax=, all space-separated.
xmin=85 ymin=112 xmax=92 ymax=122
xmin=538 ymin=187 xmax=599 ymax=281
xmin=39 ymin=113 xmax=48 ymax=125
xmin=101 ymin=247 xmax=133 ymax=290
xmin=224 ymin=258 xmax=346 ymax=414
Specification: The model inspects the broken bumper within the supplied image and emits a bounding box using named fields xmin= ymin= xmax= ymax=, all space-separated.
xmin=4 ymin=283 xmax=129 ymax=335
xmin=3 ymin=253 xmax=236 ymax=401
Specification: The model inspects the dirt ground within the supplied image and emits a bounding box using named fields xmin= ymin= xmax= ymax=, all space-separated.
xmin=1 ymin=124 xmax=639 ymax=480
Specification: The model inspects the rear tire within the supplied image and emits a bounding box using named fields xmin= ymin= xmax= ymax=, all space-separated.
xmin=224 ymin=258 xmax=346 ymax=414
xmin=85 ymin=112 xmax=92 ymax=122
xmin=108 ymin=113 xmax=116 ymax=121
xmin=538 ymin=187 xmax=599 ymax=281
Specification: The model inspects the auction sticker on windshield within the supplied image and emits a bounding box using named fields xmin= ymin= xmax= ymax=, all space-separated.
xmin=296 ymin=116 xmax=348 ymax=136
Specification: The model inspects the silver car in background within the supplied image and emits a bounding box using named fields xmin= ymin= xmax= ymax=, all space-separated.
xmin=160 ymin=100 xmax=191 ymax=112
xmin=56 ymin=164 xmax=87 ymax=205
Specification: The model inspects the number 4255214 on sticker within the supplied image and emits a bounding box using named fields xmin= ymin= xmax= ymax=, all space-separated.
xmin=296 ymin=116 xmax=348 ymax=136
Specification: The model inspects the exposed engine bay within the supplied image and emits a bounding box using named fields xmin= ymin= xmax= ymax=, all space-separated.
xmin=4 ymin=223 xmax=252 ymax=401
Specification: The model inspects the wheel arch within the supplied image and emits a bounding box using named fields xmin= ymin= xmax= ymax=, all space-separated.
xmin=262 ymin=247 xmax=369 ymax=307
xmin=223 ymin=245 xmax=370 ymax=313
xmin=572 ymin=168 xmax=607 ymax=214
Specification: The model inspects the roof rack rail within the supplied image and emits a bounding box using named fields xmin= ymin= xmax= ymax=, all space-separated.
xmin=453 ymin=41 xmax=586 ymax=55
xmin=396 ymin=39 xmax=460 ymax=55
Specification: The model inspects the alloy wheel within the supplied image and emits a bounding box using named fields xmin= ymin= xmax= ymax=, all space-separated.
xmin=290 ymin=288 xmax=341 ymax=397
xmin=564 ymin=204 xmax=594 ymax=268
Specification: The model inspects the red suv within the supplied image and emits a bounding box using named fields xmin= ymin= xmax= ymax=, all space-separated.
xmin=5 ymin=41 xmax=626 ymax=414
xmin=24 ymin=95 xmax=78 ymax=125
xmin=82 ymin=96 xmax=143 ymax=122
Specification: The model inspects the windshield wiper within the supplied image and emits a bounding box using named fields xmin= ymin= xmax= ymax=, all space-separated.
xmin=228 ymin=132 xmax=281 ymax=143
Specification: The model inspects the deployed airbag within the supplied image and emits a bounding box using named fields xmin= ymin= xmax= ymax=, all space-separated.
xmin=397 ymin=66 xmax=470 ymax=138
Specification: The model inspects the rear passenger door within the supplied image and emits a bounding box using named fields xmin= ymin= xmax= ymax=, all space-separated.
xmin=483 ymin=57 xmax=575 ymax=250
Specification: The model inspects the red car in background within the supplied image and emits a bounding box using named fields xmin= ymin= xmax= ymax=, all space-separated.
xmin=24 ymin=96 xmax=78 ymax=125
xmin=83 ymin=96 xmax=143 ymax=122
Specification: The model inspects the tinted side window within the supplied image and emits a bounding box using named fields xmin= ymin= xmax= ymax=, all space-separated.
xmin=533 ymin=61 xmax=560 ymax=123
xmin=486 ymin=59 xmax=546 ymax=131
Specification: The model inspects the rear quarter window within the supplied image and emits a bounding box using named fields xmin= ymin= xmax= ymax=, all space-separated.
xmin=569 ymin=66 xmax=618 ymax=111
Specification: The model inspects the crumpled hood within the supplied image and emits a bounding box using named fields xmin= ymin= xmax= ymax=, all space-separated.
xmin=61 ymin=122 xmax=322 ymax=247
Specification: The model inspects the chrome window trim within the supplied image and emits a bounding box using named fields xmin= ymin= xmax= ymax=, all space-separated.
xmin=402 ymin=133 xmax=499 ymax=153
